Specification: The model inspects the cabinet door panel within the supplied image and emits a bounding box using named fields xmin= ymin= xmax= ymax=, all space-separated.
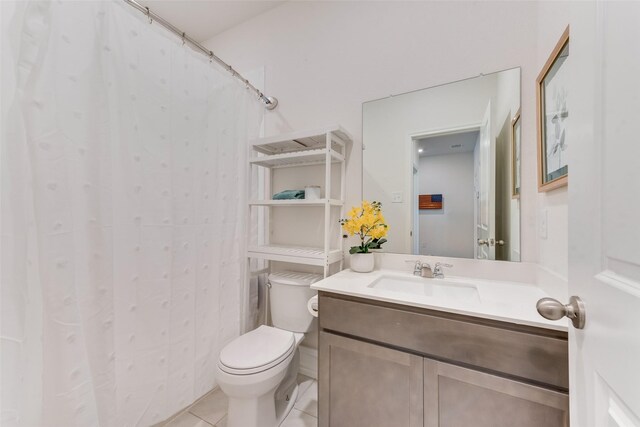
xmin=424 ymin=359 xmax=569 ymax=427
xmin=319 ymin=332 xmax=423 ymax=427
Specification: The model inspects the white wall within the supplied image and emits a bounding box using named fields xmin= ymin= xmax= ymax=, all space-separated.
xmin=204 ymin=1 xmax=570 ymax=275
xmin=535 ymin=2 xmax=572 ymax=279
xmin=495 ymin=68 xmax=522 ymax=128
xmin=418 ymin=152 xmax=475 ymax=258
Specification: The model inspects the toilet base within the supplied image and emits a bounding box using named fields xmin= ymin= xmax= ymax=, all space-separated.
xmin=275 ymin=384 xmax=299 ymax=426
xmin=222 ymin=350 xmax=301 ymax=427
xmin=226 ymin=383 xmax=298 ymax=427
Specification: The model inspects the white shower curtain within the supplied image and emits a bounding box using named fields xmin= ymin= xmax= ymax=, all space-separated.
xmin=1 ymin=1 xmax=262 ymax=426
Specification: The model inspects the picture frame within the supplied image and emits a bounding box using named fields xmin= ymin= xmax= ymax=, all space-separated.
xmin=536 ymin=25 xmax=569 ymax=192
xmin=419 ymin=194 xmax=443 ymax=210
xmin=511 ymin=108 xmax=521 ymax=199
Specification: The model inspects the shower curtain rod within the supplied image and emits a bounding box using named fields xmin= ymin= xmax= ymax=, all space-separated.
xmin=123 ymin=0 xmax=278 ymax=110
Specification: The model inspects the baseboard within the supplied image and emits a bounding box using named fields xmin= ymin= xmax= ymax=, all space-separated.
xmin=298 ymin=345 xmax=318 ymax=379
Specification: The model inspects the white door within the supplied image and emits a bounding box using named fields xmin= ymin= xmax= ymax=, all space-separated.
xmin=568 ymin=2 xmax=640 ymax=425
xmin=475 ymin=102 xmax=494 ymax=259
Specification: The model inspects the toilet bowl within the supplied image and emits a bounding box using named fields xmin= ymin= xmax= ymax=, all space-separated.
xmin=214 ymin=271 xmax=321 ymax=427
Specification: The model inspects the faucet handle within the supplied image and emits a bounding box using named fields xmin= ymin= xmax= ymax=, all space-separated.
xmin=433 ymin=262 xmax=452 ymax=278
xmin=411 ymin=260 xmax=423 ymax=275
xmin=434 ymin=262 xmax=453 ymax=269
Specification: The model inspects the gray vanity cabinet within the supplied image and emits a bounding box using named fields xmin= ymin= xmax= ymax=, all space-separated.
xmin=318 ymin=332 xmax=424 ymax=427
xmin=318 ymin=292 xmax=570 ymax=427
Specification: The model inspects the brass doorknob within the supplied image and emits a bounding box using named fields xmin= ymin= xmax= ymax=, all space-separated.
xmin=536 ymin=296 xmax=586 ymax=329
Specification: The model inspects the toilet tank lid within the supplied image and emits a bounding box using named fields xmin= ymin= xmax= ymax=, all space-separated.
xmin=268 ymin=271 xmax=323 ymax=287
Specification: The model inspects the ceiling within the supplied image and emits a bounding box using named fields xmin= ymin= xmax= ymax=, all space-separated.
xmin=137 ymin=0 xmax=285 ymax=42
xmin=416 ymin=131 xmax=479 ymax=157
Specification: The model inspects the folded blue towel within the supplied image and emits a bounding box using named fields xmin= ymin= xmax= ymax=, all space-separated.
xmin=272 ymin=190 xmax=305 ymax=200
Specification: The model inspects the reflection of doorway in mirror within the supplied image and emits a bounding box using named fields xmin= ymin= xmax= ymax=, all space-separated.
xmin=413 ymin=128 xmax=479 ymax=259
xmin=495 ymin=115 xmax=513 ymax=261
xmin=476 ymin=103 xmax=493 ymax=260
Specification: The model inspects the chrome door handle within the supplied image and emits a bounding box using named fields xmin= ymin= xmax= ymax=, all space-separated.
xmin=477 ymin=239 xmax=490 ymax=246
xmin=536 ymin=296 xmax=586 ymax=329
xmin=495 ymin=239 xmax=505 ymax=246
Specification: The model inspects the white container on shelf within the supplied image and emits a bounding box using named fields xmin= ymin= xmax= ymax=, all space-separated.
xmin=305 ymin=185 xmax=321 ymax=200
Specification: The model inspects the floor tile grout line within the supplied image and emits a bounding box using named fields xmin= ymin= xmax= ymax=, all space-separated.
xmin=296 ymin=386 xmax=313 ymax=402
xmin=187 ymin=410 xmax=218 ymax=426
xmin=296 ymin=380 xmax=316 ymax=398
xmin=158 ymin=405 xmax=199 ymax=426
xmin=187 ymin=390 xmax=228 ymax=426
xmin=295 ymin=407 xmax=318 ymax=419
xmin=294 ymin=380 xmax=318 ymax=418
xmin=158 ymin=387 xmax=221 ymax=426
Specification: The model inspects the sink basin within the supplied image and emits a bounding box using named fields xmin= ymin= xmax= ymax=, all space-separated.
xmin=368 ymin=274 xmax=480 ymax=303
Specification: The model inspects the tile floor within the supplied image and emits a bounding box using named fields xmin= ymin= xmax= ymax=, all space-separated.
xmin=160 ymin=374 xmax=318 ymax=427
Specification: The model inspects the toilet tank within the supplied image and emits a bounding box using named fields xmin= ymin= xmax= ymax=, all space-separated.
xmin=268 ymin=271 xmax=322 ymax=333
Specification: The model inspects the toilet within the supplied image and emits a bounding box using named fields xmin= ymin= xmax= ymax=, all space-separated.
xmin=215 ymin=271 xmax=321 ymax=427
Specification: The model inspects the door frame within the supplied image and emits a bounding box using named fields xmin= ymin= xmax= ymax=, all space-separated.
xmin=407 ymin=123 xmax=481 ymax=255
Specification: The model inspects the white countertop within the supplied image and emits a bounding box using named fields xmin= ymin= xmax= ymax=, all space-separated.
xmin=311 ymin=268 xmax=569 ymax=332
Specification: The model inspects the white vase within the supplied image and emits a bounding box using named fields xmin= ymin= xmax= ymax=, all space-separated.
xmin=350 ymin=253 xmax=375 ymax=273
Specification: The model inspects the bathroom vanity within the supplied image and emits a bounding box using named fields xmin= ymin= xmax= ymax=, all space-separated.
xmin=313 ymin=269 xmax=569 ymax=427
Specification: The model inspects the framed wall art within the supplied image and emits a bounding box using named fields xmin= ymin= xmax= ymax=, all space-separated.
xmin=537 ymin=26 xmax=569 ymax=192
xmin=419 ymin=194 xmax=443 ymax=210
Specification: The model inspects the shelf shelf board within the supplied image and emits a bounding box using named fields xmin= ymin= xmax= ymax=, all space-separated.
xmin=249 ymin=148 xmax=344 ymax=169
xmin=250 ymin=125 xmax=353 ymax=155
xmin=249 ymin=199 xmax=343 ymax=207
xmin=247 ymin=244 xmax=343 ymax=266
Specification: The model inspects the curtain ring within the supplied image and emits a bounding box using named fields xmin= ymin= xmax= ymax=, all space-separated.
xmin=145 ymin=7 xmax=152 ymax=24
xmin=181 ymin=32 xmax=186 ymax=46
xmin=209 ymin=51 xmax=214 ymax=63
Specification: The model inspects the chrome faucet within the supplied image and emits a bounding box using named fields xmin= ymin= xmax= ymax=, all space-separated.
xmin=413 ymin=260 xmax=433 ymax=278
xmin=412 ymin=260 xmax=422 ymax=276
xmin=432 ymin=262 xmax=453 ymax=279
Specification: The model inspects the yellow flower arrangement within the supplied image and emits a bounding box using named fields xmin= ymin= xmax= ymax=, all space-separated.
xmin=339 ymin=201 xmax=389 ymax=254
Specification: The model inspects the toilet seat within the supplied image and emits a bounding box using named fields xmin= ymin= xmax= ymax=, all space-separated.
xmin=218 ymin=325 xmax=295 ymax=375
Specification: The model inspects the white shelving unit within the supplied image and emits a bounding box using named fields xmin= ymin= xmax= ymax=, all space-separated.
xmin=247 ymin=125 xmax=352 ymax=277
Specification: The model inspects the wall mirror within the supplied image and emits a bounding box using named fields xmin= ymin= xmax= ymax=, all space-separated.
xmin=363 ymin=68 xmax=521 ymax=261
